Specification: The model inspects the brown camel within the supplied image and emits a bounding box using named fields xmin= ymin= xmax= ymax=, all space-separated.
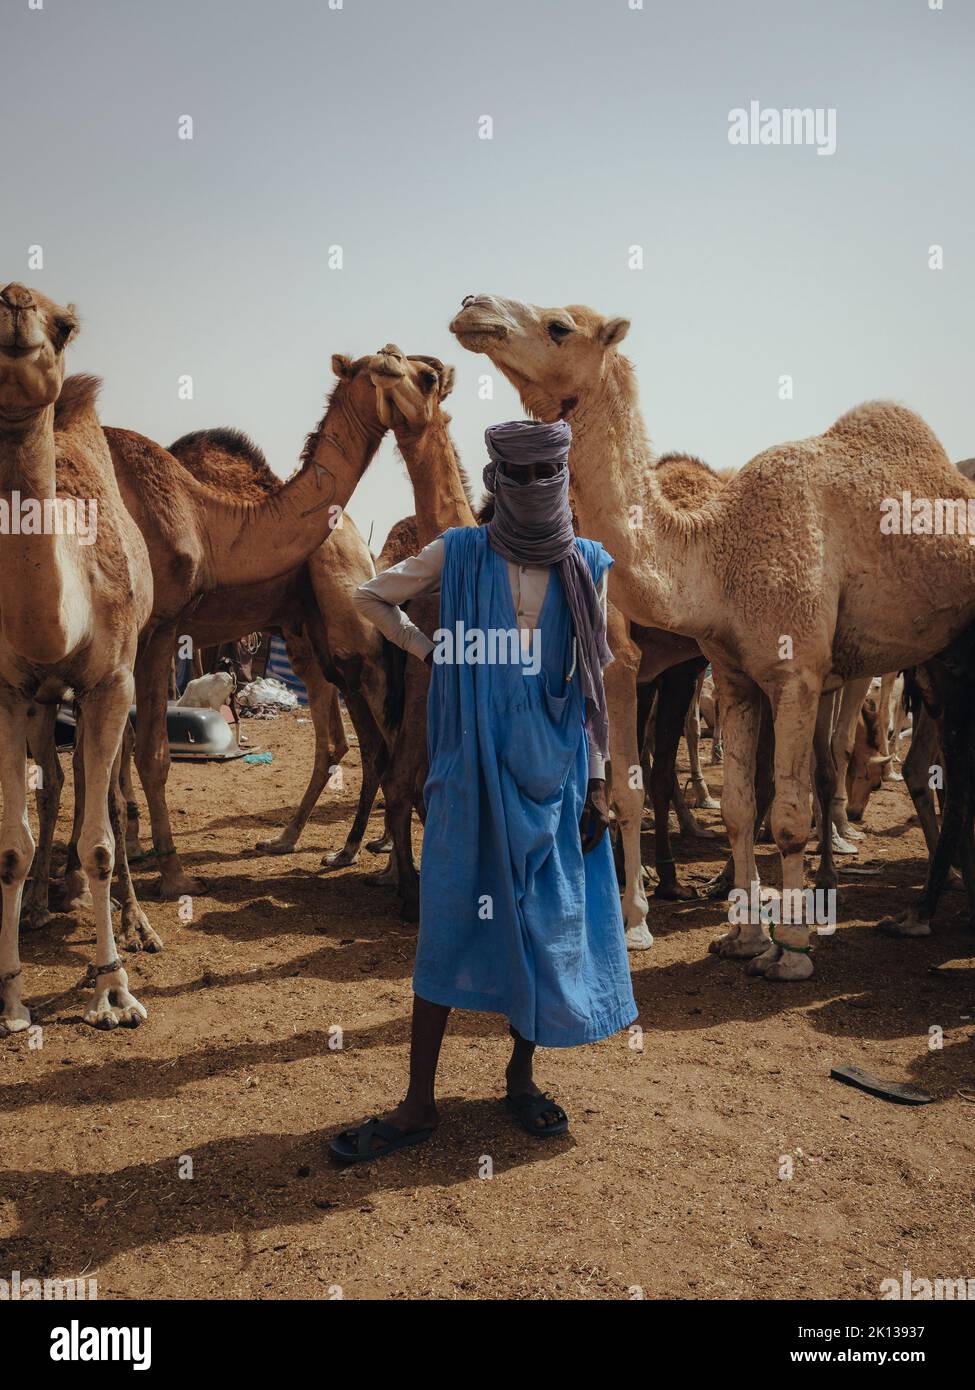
xmin=361 ymin=346 xmax=477 ymax=919
xmin=451 ymin=293 xmax=975 ymax=979
xmin=94 ymin=352 xmax=393 ymax=901
xmin=0 ymin=284 xmax=152 ymax=1032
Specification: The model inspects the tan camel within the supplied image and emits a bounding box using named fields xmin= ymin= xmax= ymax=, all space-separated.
xmin=95 ymin=353 xmax=394 ymax=900
xmin=161 ymin=425 xmax=396 ymax=866
xmin=450 ymin=293 xmax=975 ymax=979
xmin=0 ymin=284 xmax=152 ymax=1032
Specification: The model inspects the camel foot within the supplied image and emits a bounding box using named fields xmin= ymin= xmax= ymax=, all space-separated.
xmin=745 ymin=942 xmax=814 ymax=981
xmin=57 ymin=870 xmax=92 ymax=913
xmin=685 ymin=822 xmax=720 ymax=840
xmin=153 ymin=867 xmax=207 ymax=900
xmin=814 ymin=867 xmax=839 ymax=892
xmin=320 ymin=846 xmax=360 ymax=870
xmin=84 ymin=978 xmax=147 ymax=1029
xmin=877 ymin=910 xmax=932 ymax=938
xmin=117 ymin=908 xmax=163 ymax=953
xmin=19 ymin=901 xmax=53 ymax=933
xmin=653 ymin=881 xmax=698 ymax=902
xmin=709 ymin=927 xmax=771 ymax=960
xmin=625 ymin=922 xmax=654 ymax=951
xmin=364 ymin=857 xmax=398 ymax=887
xmin=685 ymin=779 xmax=719 ymax=811
xmin=255 ymin=832 xmax=298 ymax=855
xmin=365 ymin=834 xmax=393 ymax=855
xmin=0 ymin=985 xmax=30 ymax=1035
xmin=702 ymin=874 xmax=732 ymax=902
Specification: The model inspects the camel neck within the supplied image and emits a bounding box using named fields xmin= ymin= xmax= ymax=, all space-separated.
xmin=565 ymin=359 xmax=698 ymax=631
xmin=395 ymin=416 xmax=475 ymax=545
xmin=200 ymin=393 xmax=385 ymax=587
xmin=0 ymin=411 xmax=83 ymax=664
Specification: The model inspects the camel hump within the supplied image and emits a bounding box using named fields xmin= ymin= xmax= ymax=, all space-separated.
xmin=654 ymin=452 xmax=723 ymax=508
xmin=53 ymin=373 xmax=102 ymax=430
xmin=826 ymin=400 xmax=943 ymax=454
xmin=167 ymin=426 xmax=281 ymax=498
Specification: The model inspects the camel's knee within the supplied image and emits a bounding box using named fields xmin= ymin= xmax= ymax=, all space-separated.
xmin=78 ymin=829 xmax=115 ymax=883
xmin=0 ymin=827 xmax=35 ymax=888
xmin=771 ymin=800 xmax=809 ymax=857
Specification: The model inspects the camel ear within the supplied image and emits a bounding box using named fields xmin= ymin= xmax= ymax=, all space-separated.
xmin=438 ymin=365 xmax=456 ymax=400
xmin=331 ymin=353 xmax=354 ymax=378
xmin=52 ymin=304 xmax=79 ymax=351
xmin=599 ymin=317 xmax=629 ymax=349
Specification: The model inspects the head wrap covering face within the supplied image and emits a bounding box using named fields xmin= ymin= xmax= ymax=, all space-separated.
xmin=483 ymin=419 xmax=613 ymax=761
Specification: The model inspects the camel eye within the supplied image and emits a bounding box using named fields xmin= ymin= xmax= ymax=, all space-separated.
xmin=418 ymin=370 xmax=437 ymax=394
xmin=547 ymin=321 xmax=572 ymax=342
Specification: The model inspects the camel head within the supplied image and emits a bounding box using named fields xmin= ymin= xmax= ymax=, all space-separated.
xmin=845 ymin=698 xmax=889 ymax=821
xmin=449 ymin=294 xmax=629 ymax=422
xmin=328 ymin=351 xmax=393 ymax=441
xmin=0 ymin=283 xmax=79 ymax=427
xmin=368 ymin=344 xmax=455 ymax=434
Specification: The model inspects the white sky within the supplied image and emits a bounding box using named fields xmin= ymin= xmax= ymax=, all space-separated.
xmin=3 ymin=0 xmax=972 ymax=549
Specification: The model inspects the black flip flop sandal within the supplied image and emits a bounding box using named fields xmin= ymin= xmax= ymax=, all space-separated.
xmin=505 ymin=1091 xmax=569 ymax=1137
xmin=328 ymin=1116 xmax=434 ymax=1165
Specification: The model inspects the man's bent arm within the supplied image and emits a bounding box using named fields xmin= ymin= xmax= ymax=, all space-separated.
xmin=353 ymin=535 xmax=445 ymax=662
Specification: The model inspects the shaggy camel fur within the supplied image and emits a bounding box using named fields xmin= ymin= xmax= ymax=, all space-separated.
xmin=451 ymin=293 xmax=975 ymax=980
xmin=0 ymin=285 xmax=152 ymax=1032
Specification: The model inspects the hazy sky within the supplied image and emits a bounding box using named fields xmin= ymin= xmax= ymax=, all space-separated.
xmin=3 ymin=0 xmax=972 ymax=549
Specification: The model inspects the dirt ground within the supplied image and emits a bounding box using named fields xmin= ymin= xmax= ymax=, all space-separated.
xmin=2 ymin=709 xmax=973 ymax=1301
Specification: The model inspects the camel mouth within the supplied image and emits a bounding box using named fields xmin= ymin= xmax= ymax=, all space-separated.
xmin=368 ymin=365 xmax=406 ymax=384
xmin=450 ymin=319 xmax=509 ymax=347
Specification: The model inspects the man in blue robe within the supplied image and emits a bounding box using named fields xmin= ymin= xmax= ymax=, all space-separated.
xmin=330 ymin=419 xmax=637 ymax=1162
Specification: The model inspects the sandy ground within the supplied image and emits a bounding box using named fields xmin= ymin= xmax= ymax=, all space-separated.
xmin=2 ymin=709 xmax=974 ymax=1302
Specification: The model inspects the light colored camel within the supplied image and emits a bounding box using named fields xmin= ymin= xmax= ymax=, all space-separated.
xmin=450 ymin=293 xmax=975 ymax=979
xmin=0 ymin=284 xmax=152 ymax=1032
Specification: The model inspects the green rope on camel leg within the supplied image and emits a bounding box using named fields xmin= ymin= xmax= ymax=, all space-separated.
xmin=769 ymin=924 xmax=813 ymax=955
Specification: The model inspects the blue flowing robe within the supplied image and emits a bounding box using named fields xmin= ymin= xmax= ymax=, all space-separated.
xmin=414 ymin=526 xmax=637 ymax=1048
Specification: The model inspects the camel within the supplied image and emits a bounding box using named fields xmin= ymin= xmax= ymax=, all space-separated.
xmin=450 ymin=293 xmax=975 ymax=979
xmin=361 ymin=346 xmax=477 ymax=918
xmin=88 ymin=353 xmax=395 ymax=902
xmin=0 ymin=284 xmax=153 ymax=1032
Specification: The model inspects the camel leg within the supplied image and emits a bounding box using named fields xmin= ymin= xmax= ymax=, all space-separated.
xmin=0 ymin=703 xmax=34 ymax=1033
xmin=879 ymin=672 xmax=903 ymax=780
xmin=812 ymin=691 xmax=840 ymax=890
xmin=321 ymin=694 xmax=386 ymax=868
xmin=79 ymin=674 xmax=146 ymax=1028
xmin=61 ymin=712 xmax=93 ymax=912
xmin=119 ymin=721 xmax=142 ymax=857
xmin=830 ymin=676 xmax=871 ymax=844
xmin=683 ymin=666 xmax=719 ymax=809
xmin=607 ymin=660 xmax=652 ymax=949
xmin=879 ymin=703 xmax=957 ymax=936
xmin=747 ymin=674 xmax=821 ymax=981
xmin=256 ymin=651 xmax=348 ymax=855
xmin=710 ymin=692 xmax=723 ymax=765
xmin=21 ymin=702 xmax=63 ymax=931
xmin=650 ymin=664 xmax=704 ymax=900
xmin=708 ymin=666 xmax=769 ymax=958
xmin=135 ymin=627 xmax=206 ymax=898
xmin=109 ymin=751 xmax=162 ymax=954
xmin=900 ymin=706 xmax=942 ymax=858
